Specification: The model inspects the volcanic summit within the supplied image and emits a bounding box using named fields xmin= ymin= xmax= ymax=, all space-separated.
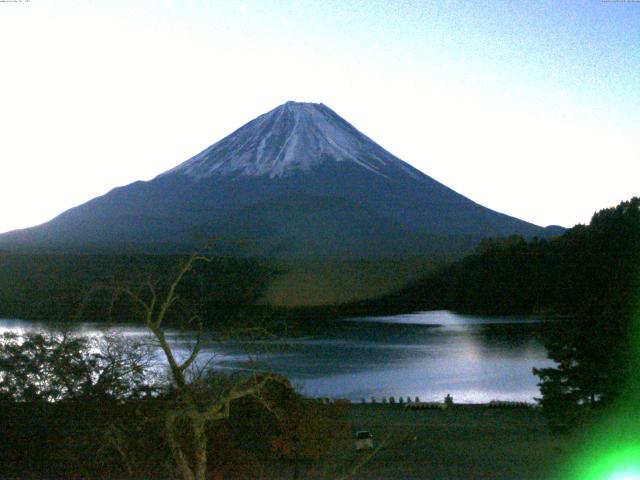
xmin=0 ymin=101 xmax=559 ymax=257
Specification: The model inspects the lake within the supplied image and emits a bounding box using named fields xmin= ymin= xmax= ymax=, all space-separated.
xmin=0 ymin=311 xmax=556 ymax=403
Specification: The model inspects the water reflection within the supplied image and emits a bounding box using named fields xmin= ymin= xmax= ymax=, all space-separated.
xmin=0 ymin=311 xmax=556 ymax=403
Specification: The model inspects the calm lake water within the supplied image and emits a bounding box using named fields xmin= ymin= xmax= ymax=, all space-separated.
xmin=0 ymin=311 xmax=555 ymax=403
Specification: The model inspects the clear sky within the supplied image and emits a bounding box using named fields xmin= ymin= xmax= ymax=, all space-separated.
xmin=1 ymin=0 xmax=638 ymax=233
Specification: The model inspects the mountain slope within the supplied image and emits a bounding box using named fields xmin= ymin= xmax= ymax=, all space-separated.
xmin=0 ymin=101 xmax=561 ymax=257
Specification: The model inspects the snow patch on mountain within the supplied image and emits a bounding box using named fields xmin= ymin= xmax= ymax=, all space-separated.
xmin=162 ymin=101 xmax=423 ymax=181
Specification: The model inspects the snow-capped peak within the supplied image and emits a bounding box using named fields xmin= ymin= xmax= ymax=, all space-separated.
xmin=162 ymin=101 xmax=422 ymax=180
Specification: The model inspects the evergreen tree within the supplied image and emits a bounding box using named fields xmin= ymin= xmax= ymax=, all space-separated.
xmin=533 ymin=198 xmax=640 ymax=432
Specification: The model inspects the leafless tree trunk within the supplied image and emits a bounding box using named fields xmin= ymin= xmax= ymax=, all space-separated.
xmin=115 ymin=253 xmax=285 ymax=480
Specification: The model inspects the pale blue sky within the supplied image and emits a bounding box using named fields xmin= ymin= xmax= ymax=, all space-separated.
xmin=1 ymin=0 xmax=638 ymax=233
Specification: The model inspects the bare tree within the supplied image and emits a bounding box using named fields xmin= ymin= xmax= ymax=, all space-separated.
xmin=112 ymin=252 xmax=287 ymax=480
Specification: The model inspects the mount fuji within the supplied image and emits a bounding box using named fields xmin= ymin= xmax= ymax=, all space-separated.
xmin=0 ymin=101 xmax=561 ymax=257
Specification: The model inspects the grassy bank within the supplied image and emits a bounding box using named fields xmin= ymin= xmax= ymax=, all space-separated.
xmin=0 ymin=399 xmax=570 ymax=479
xmin=285 ymin=403 xmax=568 ymax=480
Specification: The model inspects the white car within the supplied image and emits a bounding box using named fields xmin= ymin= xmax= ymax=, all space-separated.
xmin=355 ymin=430 xmax=374 ymax=451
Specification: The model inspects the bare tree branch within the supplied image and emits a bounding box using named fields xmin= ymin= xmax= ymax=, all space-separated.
xmin=155 ymin=254 xmax=211 ymax=329
xmin=178 ymin=316 xmax=203 ymax=374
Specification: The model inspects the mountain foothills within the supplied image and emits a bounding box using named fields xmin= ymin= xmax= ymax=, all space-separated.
xmin=356 ymin=197 xmax=640 ymax=318
xmin=0 ymin=102 xmax=561 ymax=257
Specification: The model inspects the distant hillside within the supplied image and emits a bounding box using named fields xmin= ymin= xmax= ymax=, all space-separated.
xmin=357 ymin=198 xmax=640 ymax=317
xmin=0 ymin=253 xmax=274 ymax=326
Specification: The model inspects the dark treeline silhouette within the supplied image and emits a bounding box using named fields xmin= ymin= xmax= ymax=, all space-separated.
xmin=0 ymin=253 xmax=277 ymax=328
xmin=348 ymin=197 xmax=640 ymax=320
